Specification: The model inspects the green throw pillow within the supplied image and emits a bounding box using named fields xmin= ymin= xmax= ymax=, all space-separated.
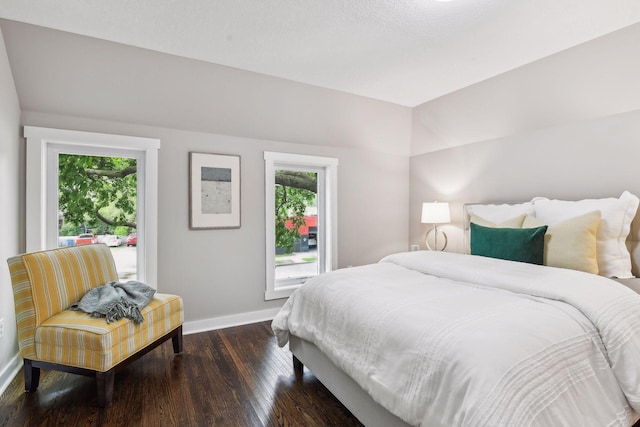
xmin=470 ymin=223 xmax=548 ymax=265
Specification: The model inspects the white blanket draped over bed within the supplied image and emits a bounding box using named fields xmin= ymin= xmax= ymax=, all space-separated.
xmin=271 ymin=251 xmax=640 ymax=427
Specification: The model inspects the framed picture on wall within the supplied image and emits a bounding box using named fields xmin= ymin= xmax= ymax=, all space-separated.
xmin=189 ymin=152 xmax=241 ymax=229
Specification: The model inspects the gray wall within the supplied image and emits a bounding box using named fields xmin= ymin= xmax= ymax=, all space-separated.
xmin=0 ymin=26 xmax=22 ymax=389
xmin=410 ymin=22 xmax=640 ymax=253
xmin=410 ymin=109 xmax=640 ymax=253
xmin=21 ymin=111 xmax=410 ymax=324
xmin=0 ymin=18 xmax=411 ymax=328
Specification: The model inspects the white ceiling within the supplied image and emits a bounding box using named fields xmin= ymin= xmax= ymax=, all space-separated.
xmin=1 ymin=0 xmax=640 ymax=107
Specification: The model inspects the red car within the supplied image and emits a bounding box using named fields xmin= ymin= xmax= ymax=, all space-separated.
xmin=76 ymin=233 xmax=98 ymax=245
xmin=126 ymin=233 xmax=137 ymax=247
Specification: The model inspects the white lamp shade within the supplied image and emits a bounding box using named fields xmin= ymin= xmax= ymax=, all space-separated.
xmin=421 ymin=202 xmax=451 ymax=224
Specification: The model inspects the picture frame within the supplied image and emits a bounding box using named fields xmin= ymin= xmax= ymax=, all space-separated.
xmin=189 ymin=152 xmax=241 ymax=229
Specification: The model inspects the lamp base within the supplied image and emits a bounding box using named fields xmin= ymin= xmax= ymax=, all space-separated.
xmin=425 ymin=225 xmax=448 ymax=251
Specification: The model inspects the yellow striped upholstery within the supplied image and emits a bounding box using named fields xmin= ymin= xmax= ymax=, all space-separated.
xmin=35 ymin=294 xmax=183 ymax=371
xmin=8 ymin=256 xmax=38 ymax=359
xmin=7 ymin=244 xmax=183 ymax=372
xmin=24 ymin=245 xmax=118 ymax=323
xmin=8 ymin=244 xmax=118 ymax=360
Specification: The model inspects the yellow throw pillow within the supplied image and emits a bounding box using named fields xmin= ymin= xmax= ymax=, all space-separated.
xmin=522 ymin=211 xmax=601 ymax=274
xmin=470 ymin=214 xmax=526 ymax=228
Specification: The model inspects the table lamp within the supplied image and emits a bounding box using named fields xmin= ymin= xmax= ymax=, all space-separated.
xmin=421 ymin=201 xmax=451 ymax=251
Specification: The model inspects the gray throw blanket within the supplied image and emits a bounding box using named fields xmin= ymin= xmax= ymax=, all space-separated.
xmin=70 ymin=281 xmax=156 ymax=324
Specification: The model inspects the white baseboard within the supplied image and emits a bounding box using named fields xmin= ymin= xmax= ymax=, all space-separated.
xmin=183 ymin=307 xmax=282 ymax=335
xmin=0 ymin=353 xmax=22 ymax=399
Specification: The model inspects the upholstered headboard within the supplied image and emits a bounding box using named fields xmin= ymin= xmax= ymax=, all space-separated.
xmin=627 ymin=213 xmax=640 ymax=277
xmin=463 ymin=198 xmax=640 ymax=278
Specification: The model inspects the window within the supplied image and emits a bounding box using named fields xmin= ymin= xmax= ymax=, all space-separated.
xmin=264 ymin=152 xmax=338 ymax=300
xmin=24 ymin=126 xmax=160 ymax=286
xmin=57 ymin=152 xmax=139 ymax=280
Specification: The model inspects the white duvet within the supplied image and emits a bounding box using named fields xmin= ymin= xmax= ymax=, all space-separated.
xmin=271 ymin=251 xmax=640 ymax=427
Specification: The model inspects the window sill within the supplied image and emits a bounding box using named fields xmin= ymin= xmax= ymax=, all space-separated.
xmin=265 ymin=285 xmax=301 ymax=300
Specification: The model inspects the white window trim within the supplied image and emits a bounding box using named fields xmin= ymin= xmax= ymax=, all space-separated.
xmin=264 ymin=151 xmax=338 ymax=300
xmin=24 ymin=126 xmax=160 ymax=287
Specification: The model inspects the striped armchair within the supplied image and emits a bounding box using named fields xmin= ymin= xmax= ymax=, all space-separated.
xmin=7 ymin=244 xmax=184 ymax=407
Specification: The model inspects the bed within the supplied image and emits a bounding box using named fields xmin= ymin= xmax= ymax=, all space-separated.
xmin=271 ymin=192 xmax=640 ymax=427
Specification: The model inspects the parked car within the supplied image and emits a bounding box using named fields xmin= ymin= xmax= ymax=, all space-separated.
xmin=103 ymin=235 xmax=122 ymax=247
xmin=126 ymin=233 xmax=137 ymax=247
xmin=76 ymin=233 xmax=98 ymax=245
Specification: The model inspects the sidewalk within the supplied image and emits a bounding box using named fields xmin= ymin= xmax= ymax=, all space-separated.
xmin=275 ymin=248 xmax=318 ymax=280
xmin=276 ymin=248 xmax=317 ymax=265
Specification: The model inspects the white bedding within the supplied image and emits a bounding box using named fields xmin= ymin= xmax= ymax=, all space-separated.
xmin=271 ymin=251 xmax=640 ymax=427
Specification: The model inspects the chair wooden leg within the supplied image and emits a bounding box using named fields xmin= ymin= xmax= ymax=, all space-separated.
xmin=96 ymin=369 xmax=115 ymax=407
xmin=23 ymin=359 xmax=40 ymax=392
xmin=172 ymin=325 xmax=183 ymax=353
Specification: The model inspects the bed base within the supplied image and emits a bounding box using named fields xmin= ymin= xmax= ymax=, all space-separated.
xmin=289 ymin=335 xmax=411 ymax=427
xmin=290 ymin=335 xmax=640 ymax=427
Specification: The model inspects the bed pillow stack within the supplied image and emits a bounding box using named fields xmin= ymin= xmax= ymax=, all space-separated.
xmin=468 ymin=191 xmax=639 ymax=278
xmin=532 ymin=191 xmax=639 ymax=278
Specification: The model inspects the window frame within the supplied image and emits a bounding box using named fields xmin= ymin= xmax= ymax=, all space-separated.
xmin=264 ymin=152 xmax=338 ymax=300
xmin=24 ymin=126 xmax=160 ymax=287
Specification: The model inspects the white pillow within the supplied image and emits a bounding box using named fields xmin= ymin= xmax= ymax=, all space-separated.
xmin=470 ymin=214 xmax=526 ymax=228
xmin=466 ymin=202 xmax=535 ymax=224
xmin=533 ymin=191 xmax=639 ymax=278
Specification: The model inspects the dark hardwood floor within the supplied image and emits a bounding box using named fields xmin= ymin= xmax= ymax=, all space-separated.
xmin=0 ymin=321 xmax=363 ymax=427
